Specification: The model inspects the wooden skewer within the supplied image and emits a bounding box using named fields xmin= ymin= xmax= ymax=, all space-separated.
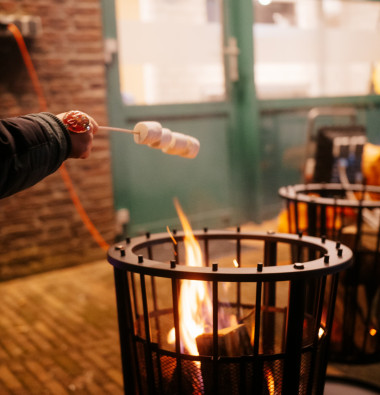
xmin=98 ymin=126 xmax=139 ymax=134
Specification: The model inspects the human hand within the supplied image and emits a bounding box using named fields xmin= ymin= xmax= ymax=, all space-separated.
xmin=56 ymin=111 xmax=98 ymax=159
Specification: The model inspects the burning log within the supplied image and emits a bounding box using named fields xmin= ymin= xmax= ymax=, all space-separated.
xmin=196 ymin=323 xmax=252 ymax=357
xmin=195 ymin=323 xmax=252 ymax=394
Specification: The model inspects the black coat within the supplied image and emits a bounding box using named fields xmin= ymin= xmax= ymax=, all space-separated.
xmin=0 ymin=113 xmax=71 ymax=199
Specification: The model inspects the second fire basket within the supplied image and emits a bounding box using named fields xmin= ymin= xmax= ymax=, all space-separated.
xmin=279 ymin=183 xmax=380 ymax=363
xmin=108 ymin=229 xmax=352 ymax=394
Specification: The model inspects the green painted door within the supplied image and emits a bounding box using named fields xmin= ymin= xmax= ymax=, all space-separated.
xmin=101 ymin=0 xmax=261 ymax=236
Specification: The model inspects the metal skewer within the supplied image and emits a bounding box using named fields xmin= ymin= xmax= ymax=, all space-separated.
xmin=98 ymin=126 xmax=139 ymax=134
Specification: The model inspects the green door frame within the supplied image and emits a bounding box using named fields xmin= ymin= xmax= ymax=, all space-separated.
xmin=101 ymin=0 xmax=380 ymax=229
xmin=223 ymin=0 xmax=262 ymax=220
xmin=100 ymin=0 xmax=264 ymax=227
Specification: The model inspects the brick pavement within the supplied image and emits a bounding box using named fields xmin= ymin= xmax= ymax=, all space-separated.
xmin=0 ymin=261 xmax=123 ymax=394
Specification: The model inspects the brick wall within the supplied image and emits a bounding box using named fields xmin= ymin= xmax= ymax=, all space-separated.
xmin=0 ymin=0 xmax=115 ymax=280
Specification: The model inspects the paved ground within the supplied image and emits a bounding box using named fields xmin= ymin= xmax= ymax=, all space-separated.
xmin=0 ymin=260 xmax=123 ymax=395
xmin=1 ymin=220 xmax=380 ymax=394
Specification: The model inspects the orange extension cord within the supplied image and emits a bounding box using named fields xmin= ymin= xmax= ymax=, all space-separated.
xmin=7 ymin=23 xmax=110 ymax=252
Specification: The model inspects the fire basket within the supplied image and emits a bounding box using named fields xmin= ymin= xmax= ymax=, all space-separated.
xmin=279 ymin=183 xmax=380 ymax=363
xmin=108 ymin=229 xmax=351 ymax=394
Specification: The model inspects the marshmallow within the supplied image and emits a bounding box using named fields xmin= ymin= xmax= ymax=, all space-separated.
xmin=183 ymin=136 xmax=200 ymax=159
xmin=132 ymin=121 xmax=200 ymax=159
xmin=148 ymin=128 xmax=172 ymax=150
xmin=133 ymin=121 xmax=162 ymax=145
xmin=162 ymin=132 xmax=190 ymax=156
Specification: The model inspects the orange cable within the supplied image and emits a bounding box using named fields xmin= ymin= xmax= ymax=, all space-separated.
xmin=8 ymin=23 xmax=110 ymax=252
xmin=59 ymin=163 xmax=110 ymax=251
xmin=7 ymin=23 xmax=47 ymax=112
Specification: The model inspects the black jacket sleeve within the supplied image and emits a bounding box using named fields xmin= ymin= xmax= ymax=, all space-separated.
xmin=0 ymin=112 xmax=72 ymax=199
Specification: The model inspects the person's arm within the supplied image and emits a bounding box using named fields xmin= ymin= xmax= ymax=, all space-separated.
xmin=0 ymin=112 xmax=95 ymax=199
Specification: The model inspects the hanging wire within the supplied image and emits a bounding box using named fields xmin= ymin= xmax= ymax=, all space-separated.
xmin=7 ymin=22 xmax=109 ymax=252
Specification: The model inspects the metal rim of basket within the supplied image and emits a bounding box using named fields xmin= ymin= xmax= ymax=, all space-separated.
xmin=279 ymin=183 xmax=380 ymax=208
xmin=108 ymin=230 xmax=353 ymax=282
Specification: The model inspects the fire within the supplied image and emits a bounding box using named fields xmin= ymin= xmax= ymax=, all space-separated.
xmin=369 ymin=328 xmax=377 ymax=337
xmin=166 ymin=200 xmax=276 ymax=394
xmin=167 ymin=198 xmax=213 ymax=355
xmin=265 ymin=368 xmax=275 ymax=395
xmin=166 ymin=225 xmax=177 ymax=246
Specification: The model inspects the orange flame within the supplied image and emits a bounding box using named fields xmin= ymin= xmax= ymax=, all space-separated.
xmin=166 ymin=225 xmax=177 ymax=245
xmin=167 ymin=200 xmax=276 ymax=394
xmin=167 ymin=198 xmax=213 ymax=355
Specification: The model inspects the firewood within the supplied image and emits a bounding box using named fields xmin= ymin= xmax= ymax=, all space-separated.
xmin=196 ymin=323 xmax=252 ymax=357
xmin=196 ymin=323 xmax=252 ymax=394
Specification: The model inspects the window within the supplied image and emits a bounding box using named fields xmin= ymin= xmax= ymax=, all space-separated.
xmin=253 ymin=0 xmax=380 ymax=99
xmin=115 ymin=0 xmax=225 ymax=105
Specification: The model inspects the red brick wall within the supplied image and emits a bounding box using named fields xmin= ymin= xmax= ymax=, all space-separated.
xmin=0 ymin=0 xmax=115 ymax=280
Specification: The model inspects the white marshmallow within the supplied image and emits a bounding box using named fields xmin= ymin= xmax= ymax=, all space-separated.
xmin=133 ymin=121 xmax=162 ymax=145
xmin=162 ymin=132 xmax=189 ymax=156
xmin=182 ymin=136 xmax=200 ymax=159
xmin=148 ymin=128 xmax=172 ymax=150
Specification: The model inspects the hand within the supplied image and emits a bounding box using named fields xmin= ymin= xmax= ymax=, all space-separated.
xmin=56 ymin=112 xmax=98 ymax=159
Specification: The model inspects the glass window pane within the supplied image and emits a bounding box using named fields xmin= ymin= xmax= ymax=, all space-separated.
xmin=115 ymin=0 xmax=226 ymax=105
xmin=253 ymin=0 xmax=380 ymax=99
